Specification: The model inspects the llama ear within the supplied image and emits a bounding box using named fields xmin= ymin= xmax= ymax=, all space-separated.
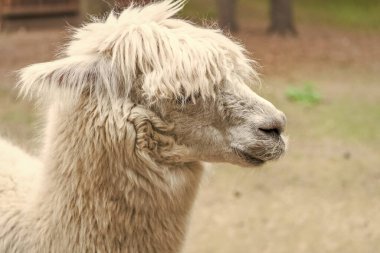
xmin=18 ymin=55 xmax=119 ymax=100
xmin=128 ymin=106 xmax=190 ymax=164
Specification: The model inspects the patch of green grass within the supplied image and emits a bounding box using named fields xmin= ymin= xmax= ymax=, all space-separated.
xmin=265 ymin=78 xmax=379 ymax=145
xmin=285 ymin=83 xmax=321 ymax=106
xmin=283 ymin=95 xmax=380 ymax=145
xmin=295 ymin=0 xmax=380 ymax=30
xmin=316 ymin=100 xmax=380 ymax=143
xmin=183 ymin=0 xmax=380 ymax=30
xmin=0 ymin=87 xmax=37 ymax=148
xmin=0 ymin=88 xmax=35 ymax=126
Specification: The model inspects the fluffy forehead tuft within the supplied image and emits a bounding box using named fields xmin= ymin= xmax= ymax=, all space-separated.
xmin=19 ymin=0 xmax=258 ymax=102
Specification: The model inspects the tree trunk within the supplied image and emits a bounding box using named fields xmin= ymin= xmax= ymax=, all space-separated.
xmin=268 ymin=0 xmax=297 ymax=36
xmin=217 ymin=0 xmax=238 ymax=32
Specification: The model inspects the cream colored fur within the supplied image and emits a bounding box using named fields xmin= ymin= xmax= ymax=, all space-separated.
xmin=0 ymin=138 xmax=42 ymax=208
xmin=0 ymin=1 xmax=287 ymax=252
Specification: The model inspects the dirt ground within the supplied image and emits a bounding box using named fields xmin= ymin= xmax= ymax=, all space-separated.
xmin=1 ymin=19 xmax=380 ymax=253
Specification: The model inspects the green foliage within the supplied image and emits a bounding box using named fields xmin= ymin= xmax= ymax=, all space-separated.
xmin=183 ymin=0 xmax=380 ymax=30
xmin=295 ymin=0 xmax=380 ymax=30
xmin=286 ymin=83 xmax=321 ymax=105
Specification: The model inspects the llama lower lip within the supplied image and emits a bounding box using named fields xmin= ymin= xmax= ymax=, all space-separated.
xmin=235 ymin=149 xmax=265 ymax=165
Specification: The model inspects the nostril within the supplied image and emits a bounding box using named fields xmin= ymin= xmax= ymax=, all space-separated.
xmin=259 ymin=127 xmax=280 ymax=137
xmin=257 ymin=111 xmax=286 ymax=137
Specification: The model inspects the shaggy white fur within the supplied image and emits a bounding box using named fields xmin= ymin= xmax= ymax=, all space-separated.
xmin=19 ymin=0 xmax=257 ymax=103
xmin=0 ymin=138 xmax=42 ymax=202
xmin=1 ymin=1 xmax=287 ymax=252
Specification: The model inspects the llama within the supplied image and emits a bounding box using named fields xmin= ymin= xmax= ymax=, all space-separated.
xmin=0 ymin=1 xmax=287 ymax=252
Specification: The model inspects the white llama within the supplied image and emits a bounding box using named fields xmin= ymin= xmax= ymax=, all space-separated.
xmin=0 ymin=1 xmax=287 ymax=252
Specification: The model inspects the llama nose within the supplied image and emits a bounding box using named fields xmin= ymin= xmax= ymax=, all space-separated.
xmin=258 ymin=111 xmax=286 ymax=137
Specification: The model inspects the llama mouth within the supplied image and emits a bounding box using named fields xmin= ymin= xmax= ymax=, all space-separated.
xmin=234 ymin=149 xmax=265 ymax=166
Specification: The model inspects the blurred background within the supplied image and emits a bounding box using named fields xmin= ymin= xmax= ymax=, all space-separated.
xmin=0 ymin=0 xmax=379 ymax=252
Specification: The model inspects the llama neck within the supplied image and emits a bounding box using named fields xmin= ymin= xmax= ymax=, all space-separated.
xmin=32 ymin=100 xmax=204 ymax=253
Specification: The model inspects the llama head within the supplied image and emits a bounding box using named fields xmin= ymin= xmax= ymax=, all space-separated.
xmin=18 ymin=0 xmax=287 ymax=167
